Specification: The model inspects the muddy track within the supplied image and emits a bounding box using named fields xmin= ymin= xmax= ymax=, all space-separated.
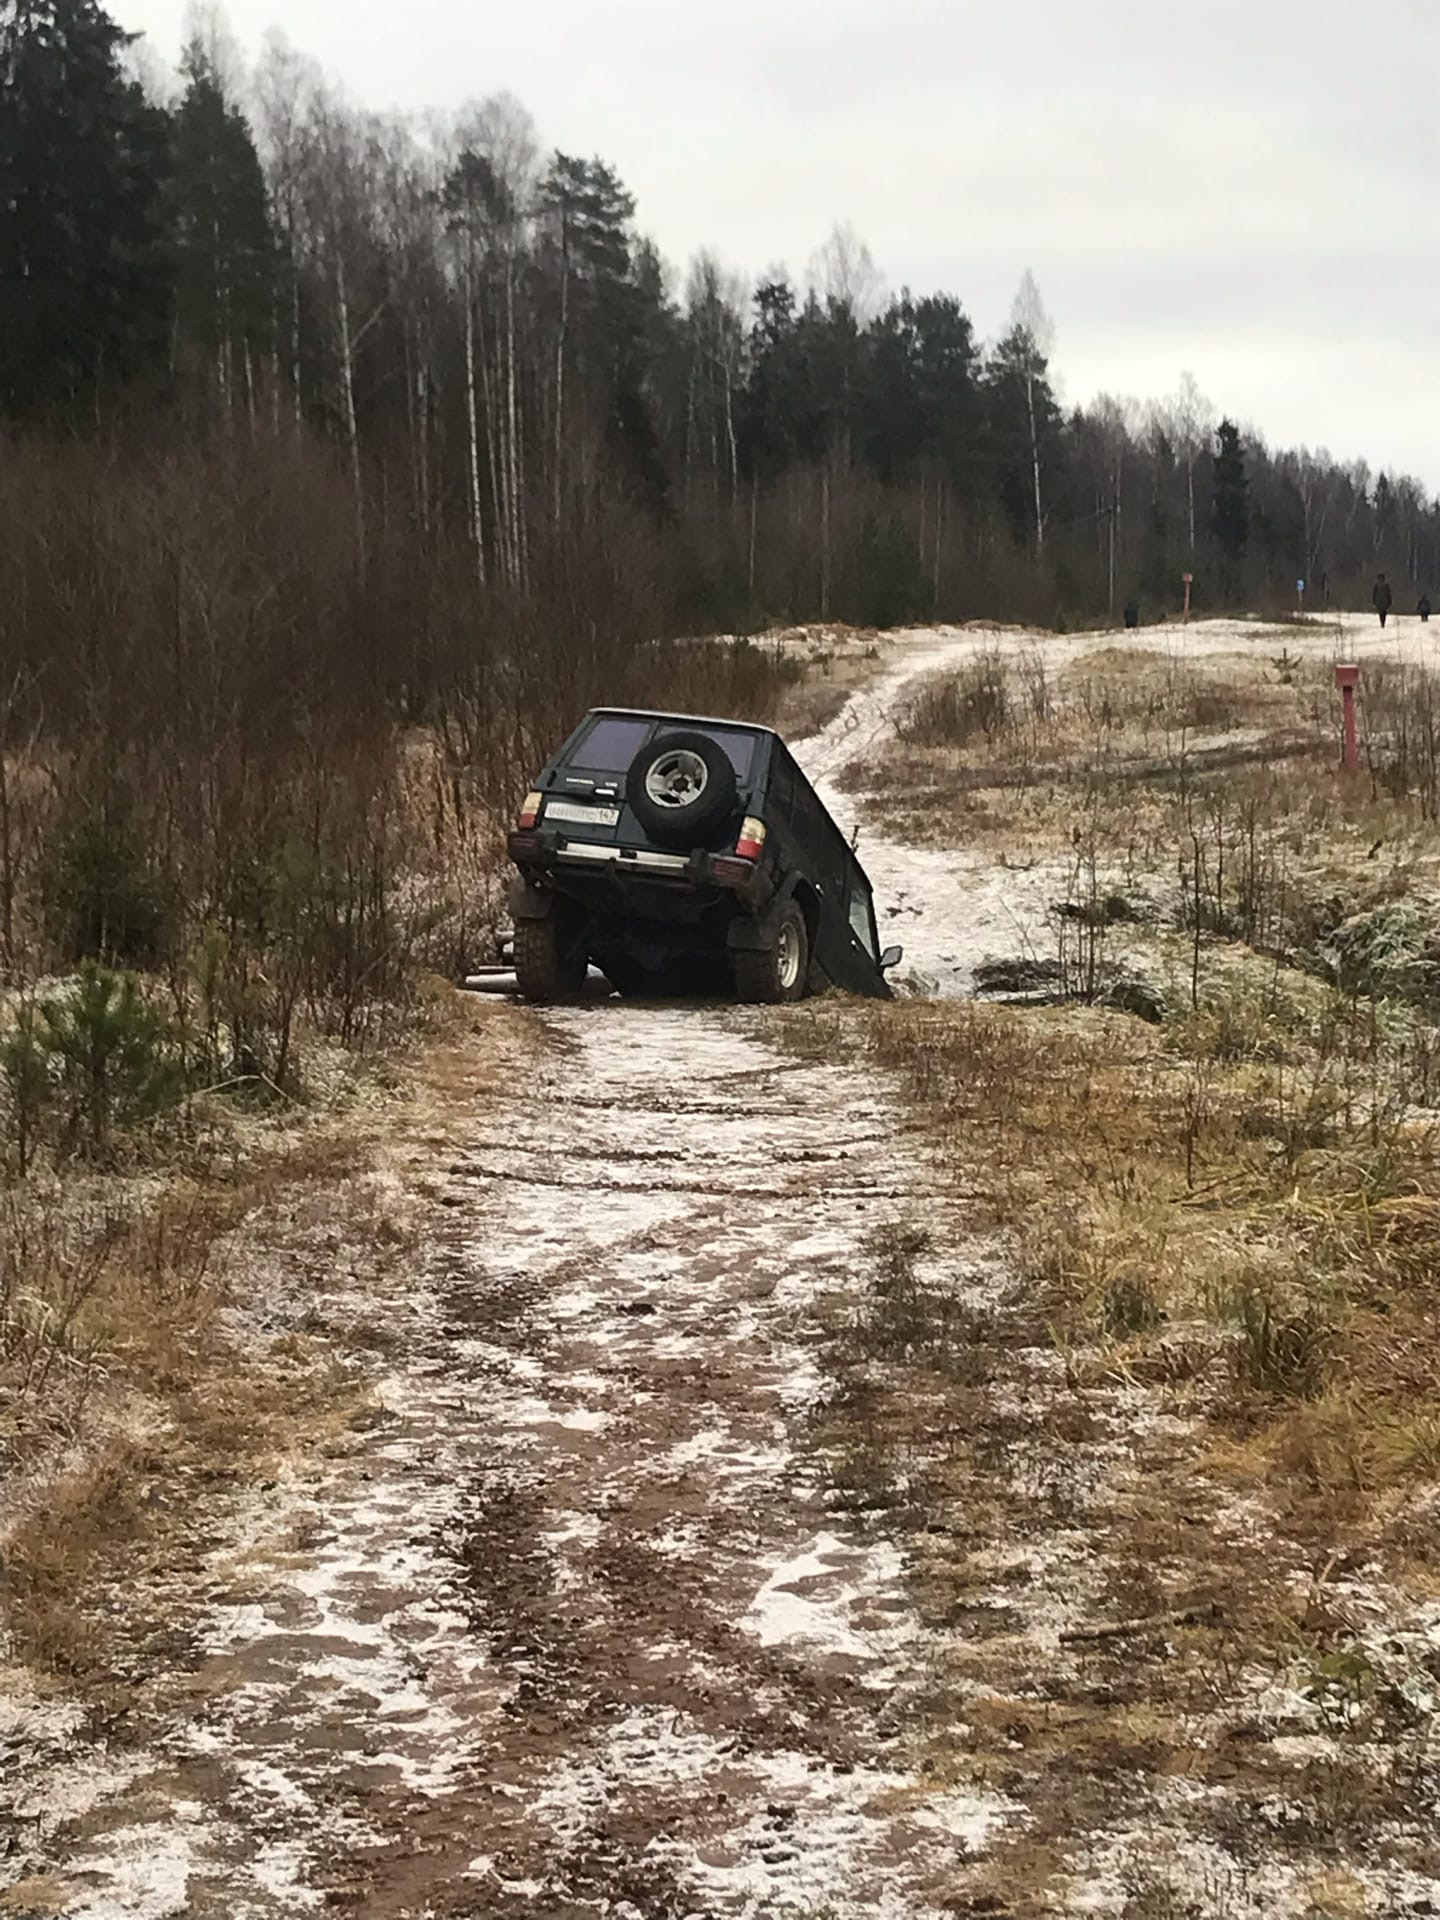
xmin=6 ymin=997 xmax=1006 ymax=1917
xmin=15 ymin=618 xmax=1440 ymax=1918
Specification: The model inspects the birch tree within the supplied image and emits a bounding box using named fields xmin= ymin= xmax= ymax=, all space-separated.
xmin=683 ymin=251 xmax=747 ymax=510
xmin=809 ymin=221 xmax=884 ymax=323
xmin=1008 ymin=269 xmax=1055 ymax=556
xmin=1171 ymin=370 xmax=1214 ymax=556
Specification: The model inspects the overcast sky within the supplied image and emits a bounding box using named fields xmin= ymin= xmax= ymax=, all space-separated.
xmin=112 ymin=0 xmax=1440 ymax=491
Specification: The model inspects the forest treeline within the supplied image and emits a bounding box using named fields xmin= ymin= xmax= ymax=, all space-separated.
xmin=4 ymin=0 xmax=1438 ymax=631
xmin=2 ymin=0 xmax=1438 ymax=1096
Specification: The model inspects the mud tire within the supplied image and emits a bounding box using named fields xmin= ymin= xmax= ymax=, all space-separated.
xmin=515 ymin=914 xmax=588 ymax=1003
xmin=733 ymin=901 xmax=809 ymax=1005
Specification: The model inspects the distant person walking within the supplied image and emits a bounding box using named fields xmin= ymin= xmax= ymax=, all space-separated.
xmin=1373 ymin=573 xmax=1393 ymax=628
xmin=1419 ymin=593 xmax=1432 ymax=624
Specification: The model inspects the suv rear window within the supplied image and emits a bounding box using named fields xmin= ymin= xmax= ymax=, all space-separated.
xmin=568 ymin=716 xmax=653 ymax=772
xmin=567 ymin=716 xmax=758 ymax=778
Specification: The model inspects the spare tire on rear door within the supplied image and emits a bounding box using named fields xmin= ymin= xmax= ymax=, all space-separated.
xmin=625 ymin=729 xmax=738 ymax=849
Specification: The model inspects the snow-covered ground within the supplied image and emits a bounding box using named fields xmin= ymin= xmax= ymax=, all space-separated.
xmin=813 ymin=611 xmax=1438 ymax=996
xmin=805 ymin=624 xmax=1074 ymax=995
xmin=6 ymin=612 xmax=1439 ymax=1918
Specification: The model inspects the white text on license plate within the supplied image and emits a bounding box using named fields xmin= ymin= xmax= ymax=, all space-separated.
xmin=546 ymin=800 xmax=620 ymax=828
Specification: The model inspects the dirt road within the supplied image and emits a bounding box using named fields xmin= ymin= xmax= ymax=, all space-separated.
xmin=11 ymin=617 xmax=1440 ymax=1919
xmin=5 ymin=629 xmax=1012 ymax=1919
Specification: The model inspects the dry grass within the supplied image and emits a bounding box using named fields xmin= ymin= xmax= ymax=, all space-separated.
xmin=876 ymin=644 xmax=1319 ymax=805
xmin=771 ymin=624 xmax=886 ymax=740
xmin=837 ymin=986 xmax=1440 ymax=1502
xmin=799 ymin=639 xmax=1440 ymax=1537
xmin=786 ymin=983 xmax=1440 ymax=1911
xmin=0 ymin=986 xmax=536 ymax=1684
xmin=864 ymin=647 xmax=1440 ymax=935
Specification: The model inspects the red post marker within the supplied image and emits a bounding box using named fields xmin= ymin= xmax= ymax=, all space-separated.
xmin=1334 ymin=662 xmax=1360 ymax=770
xmin=1182 ymin=572 xmax=1193 ymax=625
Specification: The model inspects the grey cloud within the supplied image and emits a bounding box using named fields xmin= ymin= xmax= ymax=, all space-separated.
xmin=115 ymin=0 xmax=1440 ymax=485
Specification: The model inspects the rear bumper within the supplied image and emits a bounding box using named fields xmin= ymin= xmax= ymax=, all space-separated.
xmin=507 ymin=830 xmax=769 ymax=917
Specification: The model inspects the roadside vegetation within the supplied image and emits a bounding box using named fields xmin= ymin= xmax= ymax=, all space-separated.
xmin=891 ymin=632 xmax=1440 ymax=1473
xmin=789 ymin=632 xmax=1440 ymax=1909
xmin=0 ymin=436 xmax=817 ymax=1677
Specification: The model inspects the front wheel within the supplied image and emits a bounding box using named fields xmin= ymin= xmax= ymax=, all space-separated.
xmin=514 ymin=915 xmax=588 ymax=1003
xmin=733 ymin=901 xmax=809 ymax=1005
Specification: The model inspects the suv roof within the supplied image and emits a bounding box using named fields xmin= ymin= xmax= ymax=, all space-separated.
xmin=579 ymin=706 xmax=779 ymax=739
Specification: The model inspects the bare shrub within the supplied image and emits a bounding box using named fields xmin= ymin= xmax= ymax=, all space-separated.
xmin=0 ymin=1195 xmax=115 ymax=1459
xmin=895 ymin=649 xmax=1012 ymax=747
xmin=0 ymin=432 xmax=801 ymax=1042
xmin=1364 ymin=662 xmax=1440 ymax=818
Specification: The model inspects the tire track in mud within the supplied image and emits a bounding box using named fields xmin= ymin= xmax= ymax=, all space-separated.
xmin=12 ymin=1003 xmax=1008 ymax=1918
xmin=24 ymin=620 xmax=1419 ymax=1918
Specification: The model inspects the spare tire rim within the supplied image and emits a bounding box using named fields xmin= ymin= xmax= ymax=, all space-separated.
xmin=645 ymin=747 xmax=710 ymax=809
xmin=777 ymin=918 xmax=801 ymax=991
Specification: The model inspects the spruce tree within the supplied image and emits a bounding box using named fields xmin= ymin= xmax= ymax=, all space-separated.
xmin=169 ymin=42 xmax=276 ymax=417
xmin=0 ymin=0 xmax=173 ymax=419
xmin=740 ymin=279 xmax=824 ymax=481
xmin=1210 ymin=418 xmax=1249 ymax=578
xmin=912 ymin=295 xmax=980 ymax=494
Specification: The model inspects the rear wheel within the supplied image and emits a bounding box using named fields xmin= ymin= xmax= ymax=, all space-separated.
xmin=514 ymin=915 xmax=588 ymax=1003
xmin=733 ymin=901 xmax=809 ymax=1005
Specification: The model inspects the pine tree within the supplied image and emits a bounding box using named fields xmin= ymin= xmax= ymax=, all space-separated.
xmin=740 ymin=278 xmax=824 ymax=481
xmin=0 ymin=0 xmax=173 ymax=419
xmin=912 ymin=295 xmax=980 ymax=491
xmin=861 ymin=296 xmax=927 ymax=482
xmin=537 ymin=153 xmax=666 ymax=510
xmin=861 ymin=292 xmax=979 ymax=491
xmin=1211 ymin=418 xmax=1249 ymax=575
xmin=169 ymin=41 xmax=277 ymax=423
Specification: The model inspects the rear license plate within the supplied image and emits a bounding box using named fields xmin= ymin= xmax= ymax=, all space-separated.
xmin=545 ymin=800 xmax=620 ymax=828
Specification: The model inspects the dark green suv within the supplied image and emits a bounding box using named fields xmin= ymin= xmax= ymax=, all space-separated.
xmin=505 ymin=707 xmax=901 ymax=1003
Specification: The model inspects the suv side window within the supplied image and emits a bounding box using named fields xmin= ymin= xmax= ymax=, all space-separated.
xmin=847 ymin=876 xmax=877 ymax=958
xmin=766 ymin=748 xmax=796 ymax=826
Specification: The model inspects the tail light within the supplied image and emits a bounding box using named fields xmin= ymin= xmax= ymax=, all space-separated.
xmin=735 ymin=816 xmax=766 ymax=861
xmin=517 ymin=790 xmax=543 ymax=829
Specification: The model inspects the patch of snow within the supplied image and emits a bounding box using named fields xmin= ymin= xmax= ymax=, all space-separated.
xmin=233 ymin=1759 xmax=314 ymax=1814
xmin=248 ymin=1841 xmax=324 ymax=1909
xmin=743 ymin=1531 xmax=909 ymax=1663
xmin=62 ymin=1826 xmax=197 ymax=1920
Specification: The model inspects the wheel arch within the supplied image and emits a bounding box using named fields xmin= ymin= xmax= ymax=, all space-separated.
xmin=788 ymin=876 xmax=821 ymax=948
xmin=726 ymin=870 xmax=815 ymax=953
